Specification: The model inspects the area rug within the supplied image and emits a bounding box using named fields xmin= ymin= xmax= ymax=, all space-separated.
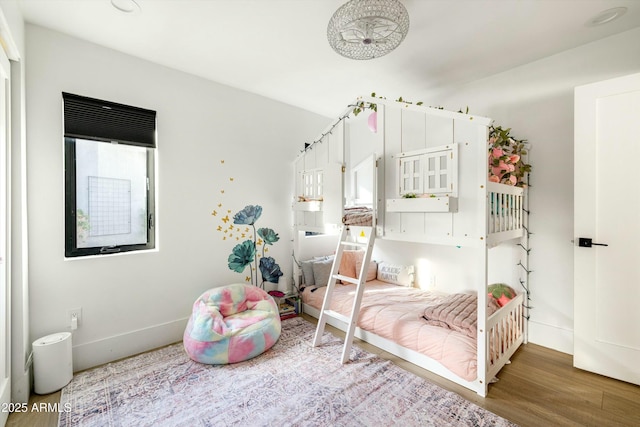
xmin=59 ymin=317 xmax=516 ymax=427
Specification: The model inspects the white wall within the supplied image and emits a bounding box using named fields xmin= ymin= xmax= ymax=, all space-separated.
xmin=25 ymin=24 xmax=328 ymax=371
xmin=371 ymin=240 xmax=521 ymax=295
xmin=423 ymin=27 xmax=640 ymax=354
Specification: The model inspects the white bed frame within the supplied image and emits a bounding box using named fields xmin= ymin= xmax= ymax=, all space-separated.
xmin=303 ymin=292 xmax=524 ymax=395
xmin=292 ymin=96 xmax=528 ymax=397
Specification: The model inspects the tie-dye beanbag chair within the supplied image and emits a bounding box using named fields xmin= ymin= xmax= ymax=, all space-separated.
xmin=183 ymin=283 xmax=281 ymax=364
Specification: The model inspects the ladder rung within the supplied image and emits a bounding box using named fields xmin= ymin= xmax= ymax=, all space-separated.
xmin=332 ymin=274 xmax=359 ymax=285
xmin=323 ymin=310 xmax=349 ymax=324
xmin=340 ymin=241 xmax=367 ymax=248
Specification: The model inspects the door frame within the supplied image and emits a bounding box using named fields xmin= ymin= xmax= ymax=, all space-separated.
xmin=0 ymin=29 xmax=12 ymax=424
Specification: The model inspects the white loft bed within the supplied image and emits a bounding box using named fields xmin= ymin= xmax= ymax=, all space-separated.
xmin=291 ymin=96 xmax=528 ymax=397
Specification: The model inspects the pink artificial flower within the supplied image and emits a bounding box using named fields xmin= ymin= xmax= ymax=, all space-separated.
xmin=489 ymin=175 xmax=500 ymax=183
xmin=492 ymin=148 xmax=504 ymax=158
xmin=491 ymin=166 xmax=503 ymax=177
xmin=508 ymin=164 xmax=515 ymax=172
xmin=510 ymin=154 xmax=520 ymax=164
xmin=498 ymin=160 xmax=509 ymax=170
xmin=509 ymin=175 xmax=517 ymax=185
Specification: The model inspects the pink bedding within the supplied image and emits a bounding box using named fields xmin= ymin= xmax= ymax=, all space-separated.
xmin=423 ymin=293 xmax=500 ymax=339
xmin=301 ymin=280 xmax=479 ymax=381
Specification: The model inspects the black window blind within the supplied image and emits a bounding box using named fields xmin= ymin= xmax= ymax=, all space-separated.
xmin=63 ymin=92 xmax=156 ymax=148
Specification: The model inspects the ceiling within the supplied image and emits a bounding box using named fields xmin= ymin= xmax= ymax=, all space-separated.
xmin=17 ymin=0 xmax=640 ymax=117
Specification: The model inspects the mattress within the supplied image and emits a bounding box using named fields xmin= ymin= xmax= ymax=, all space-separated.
xmin=301 ymin=280 xmax=479 ymax=381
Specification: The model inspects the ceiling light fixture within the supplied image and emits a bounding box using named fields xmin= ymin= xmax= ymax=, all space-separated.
xmin=111 ymin=0 xmax=141 ymax=13
xmin=327 ymin=0 xmax=410 ymax=60
xmin=587 ymin=7 xmax=627 ymax=26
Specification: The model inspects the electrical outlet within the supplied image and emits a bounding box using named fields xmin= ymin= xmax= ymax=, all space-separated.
xmin=68 ymin=307 xmax=82 ymax=327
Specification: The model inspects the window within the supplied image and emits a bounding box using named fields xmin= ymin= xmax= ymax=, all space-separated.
xmin=396 ymin=144 xmax=458 ymax=197
xmin=63 ymin=93 xmax=156 ymax=257
xmin=301 ymin=168 xmax=323 ymax=200
xmin=399 ymin=156 xmax=422 ymax=195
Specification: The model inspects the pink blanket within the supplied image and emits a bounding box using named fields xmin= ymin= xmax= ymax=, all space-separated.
xmin=342 ymin=207 xmax=373 ymax=226
xmin=423 ymin=293 xmax=500 ymax=339
xmin=302 ymin=281 xmax=479 ymax=381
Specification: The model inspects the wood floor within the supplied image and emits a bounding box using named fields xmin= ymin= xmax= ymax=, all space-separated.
xmin=7 ymin=314 xmax=640 ymax=427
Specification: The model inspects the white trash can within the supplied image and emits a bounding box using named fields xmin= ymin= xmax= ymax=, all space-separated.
xmin=33 ymin=332 xmax=73 ymax=394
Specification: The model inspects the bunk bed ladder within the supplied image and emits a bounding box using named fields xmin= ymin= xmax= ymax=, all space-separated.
xmin=311 ymin=226 xmax=376 ymax=364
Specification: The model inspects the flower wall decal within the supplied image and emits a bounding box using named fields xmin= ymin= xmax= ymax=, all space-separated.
xmin=224 ymin=204 xmax=283 ymax=288
xmin=212 ymin=159 xmax=283 ymax=289
xmin=227 ymin=240 xmax=255 ymax=273
xmin=233 ymin=205 xmax=262 ymax=226
xmin=259 ymin=256 xmax=283 ymax=284
xmin=257 ymin=228 xmax=279 ymax=245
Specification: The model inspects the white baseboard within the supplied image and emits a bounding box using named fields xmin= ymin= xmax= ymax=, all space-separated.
xmin=528 ymin=320 xmax=573 ymax=355
xmin=72 ymin=317 xmax=189 ymax=372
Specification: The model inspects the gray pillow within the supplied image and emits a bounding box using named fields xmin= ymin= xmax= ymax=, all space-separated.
xmin=301 ymin=255 xmax=335 ymax=286
xmin=312 ymin=258 xmax=334 ymax=288
xmin=301 ymin=260 xmax=315 ymax=286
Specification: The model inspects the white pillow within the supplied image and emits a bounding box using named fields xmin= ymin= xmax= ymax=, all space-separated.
xmin=377 ymin=263 xmax=414 ymax=286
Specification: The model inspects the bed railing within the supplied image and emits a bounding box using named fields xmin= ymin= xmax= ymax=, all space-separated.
xmin=487 ymin=182 xmax=525 ymax=247
xmin=486 ymin=293 xmax=525 ymax=380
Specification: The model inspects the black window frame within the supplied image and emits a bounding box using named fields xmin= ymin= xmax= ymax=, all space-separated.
xmin=63 ymin=92 xmax=156 ymax=258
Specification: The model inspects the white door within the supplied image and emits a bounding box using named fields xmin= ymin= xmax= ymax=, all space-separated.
xmin=0 ymin=42 xmax=11 ymax=423
xmin=574 ymin=72 xmax=640 ymax=385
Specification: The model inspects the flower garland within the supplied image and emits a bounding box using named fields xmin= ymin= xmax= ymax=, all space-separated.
xmin=488 ymin=126 xmax=531 ymax=187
